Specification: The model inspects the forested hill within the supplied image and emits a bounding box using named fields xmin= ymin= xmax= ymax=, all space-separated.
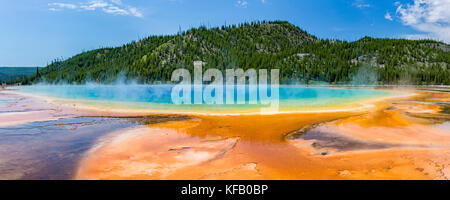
xmin=22 ymin=21 xmax=450 ymax=85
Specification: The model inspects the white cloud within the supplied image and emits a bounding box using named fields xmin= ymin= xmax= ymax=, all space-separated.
xmin=102 ymin=6 xmax=128 ymax=15
xmin=236 ymin=0 xmax=248 ymax=8
xmin=384 ymin=12 xmax=393 ymax=21
xmin=110 ymin=0 xmax=122 ymax=5
xmin=48 ymin=3 xmax=77 ymax=10
xmin=395 ymin=0 xmax=450 ymax=43
xmin=353 ymin=0 xmax=371 ymax=9
xmin=355 ymin=4 xmax=370 ymax=8
xmin=48 ymin=0 xmax=143 ymax=18
xmin=128 ymin=7 xmax=144 ymax=18
xmin=80 ymin=0 xmax=109 ymax=11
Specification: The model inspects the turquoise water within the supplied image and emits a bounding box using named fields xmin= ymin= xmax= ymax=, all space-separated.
xmin=16 ymin=85 xmax=395 ymax=113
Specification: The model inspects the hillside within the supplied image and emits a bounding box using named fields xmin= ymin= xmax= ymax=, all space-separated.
xmin=0 ymin=67 xmax=42 ymax=83
xmin=24 ymin=21 xmax=450 ymax=85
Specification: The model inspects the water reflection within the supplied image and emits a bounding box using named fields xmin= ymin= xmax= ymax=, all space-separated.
xmin=0 ymin=117 xmax=139 ymax=179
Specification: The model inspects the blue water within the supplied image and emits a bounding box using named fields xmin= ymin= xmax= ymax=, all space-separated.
xmin=16 ymin=85 xmax=395 ymax=112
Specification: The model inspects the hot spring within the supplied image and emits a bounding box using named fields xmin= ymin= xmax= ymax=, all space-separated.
xmin=15 ymin=85 xmax=399 ymax=114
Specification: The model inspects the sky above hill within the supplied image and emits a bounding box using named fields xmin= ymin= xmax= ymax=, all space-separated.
xmin=1 ymin=0 xmax=449 ymax=66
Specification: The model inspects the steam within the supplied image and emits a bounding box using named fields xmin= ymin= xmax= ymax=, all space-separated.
xmin=25 ymin=71 xmax=171 ymax=104
xmin=350 ymin=63 xmax=378 ymax=86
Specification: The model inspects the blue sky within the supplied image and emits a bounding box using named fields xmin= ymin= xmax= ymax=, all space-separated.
xmin=1 ymin=0 xmax=449 ymax=66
